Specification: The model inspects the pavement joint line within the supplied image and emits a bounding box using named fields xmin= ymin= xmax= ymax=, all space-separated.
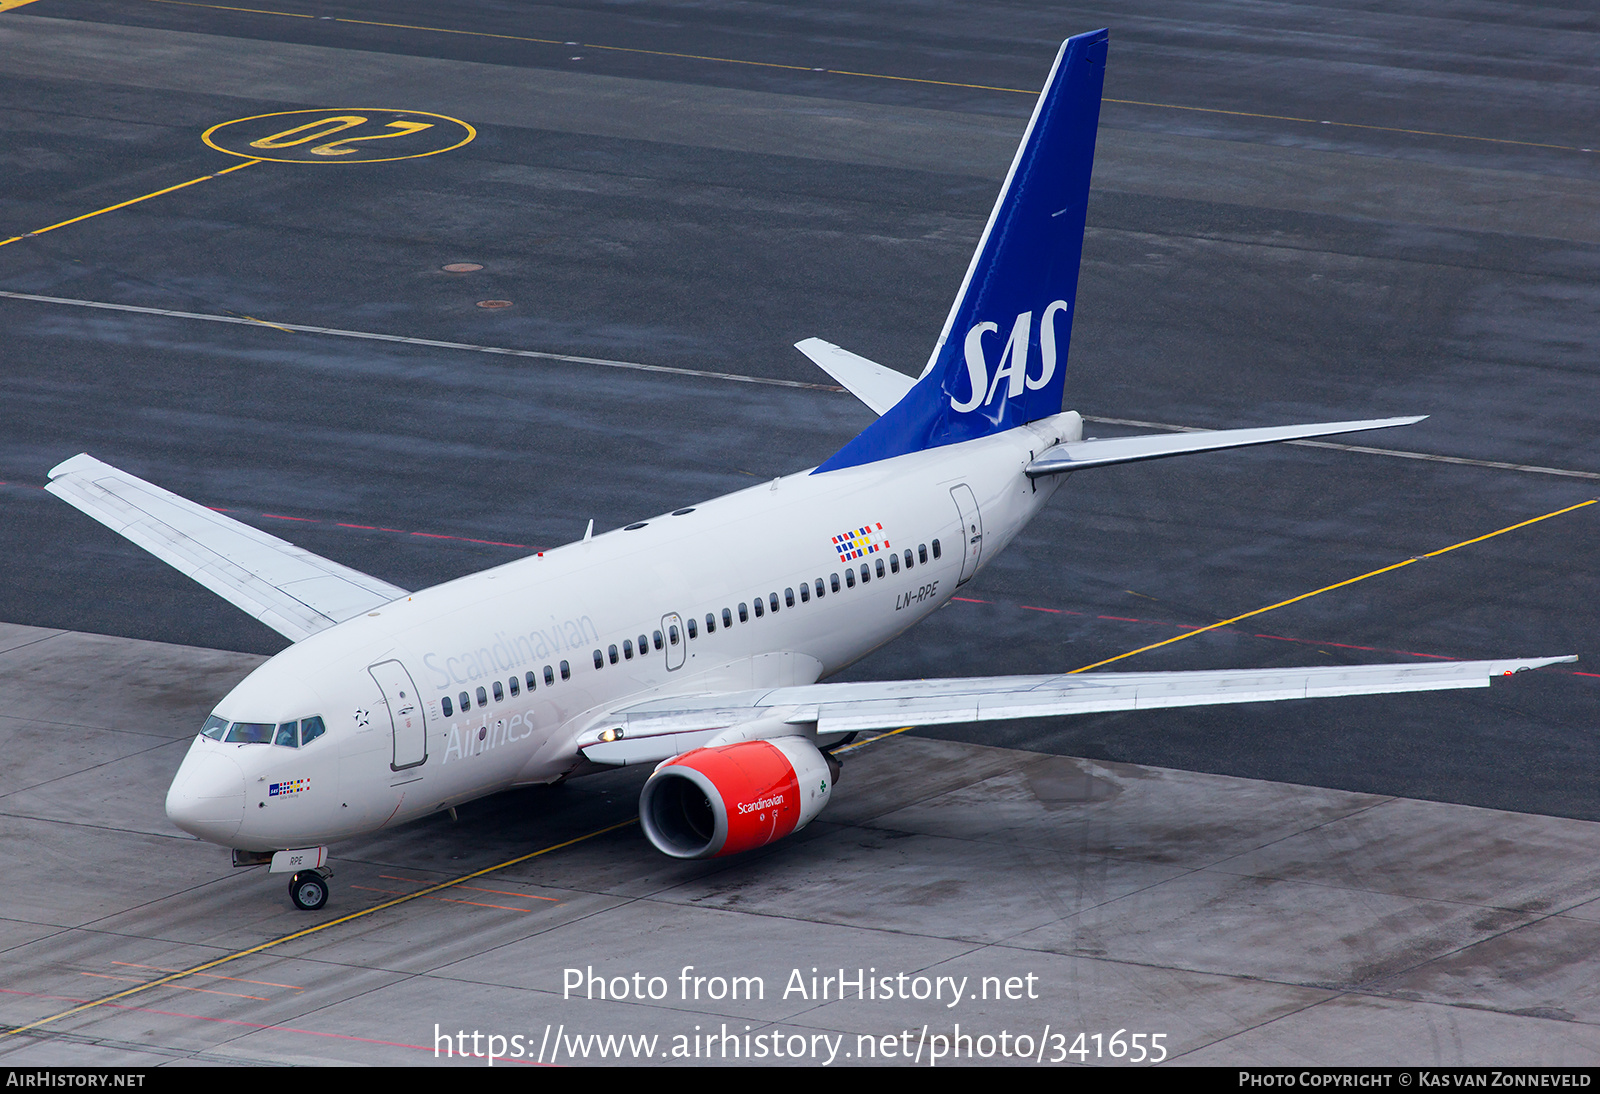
xmin=0 ymin=291 xmax=843 ymax=392
xmin=3 ymin=292 xmax=1589 ymax=480
xmin=0 ymin=628 xmax=72 ymax=659
xmin=125 ymin=0 xmax=1598 ymax=155
xmin=1167 ymin=991 xmax=1343 ymax=1064
xmin=0 ymin=750 xmax=176 ymax=805
xmin=0 ymin=817 xmax=637 ymax=1040
xmin=977 ymin=791 xmax=1400 ymax=954
xmin=0 ymin=160 xmax=261 ymax=248
xmin=1099 ymin=99 xmax=1592 ymax=155
xmin=1186 ymin=800 xmax=1466 ymax=904
xmin=0 ymin=731 xmax=185 ymax=803
xmin=0 ymin=1012 xmax=262 ymax=1064
xmin=1245 ymin=890 xmax=1600 ymax=1047
xmin=1 ymin=987 xmax=467 ymax=1062
xmin=0 ymin=808 xmax=211 ymax=842
xmin=1067 ymin=498 xmax=1598 ymax=673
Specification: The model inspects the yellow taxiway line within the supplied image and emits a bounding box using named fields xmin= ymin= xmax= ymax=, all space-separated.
xmin=0 ymin=159 xmax=262 ymax=248
xmin=1069 ymin=499 xmax=1597 ymax=674
xmin=1 ymin=819 xmax=636 ymax=1040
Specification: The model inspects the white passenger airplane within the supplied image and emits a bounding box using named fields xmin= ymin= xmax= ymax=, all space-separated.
xmin=47 ymin=30 xmax=1568 ymax=911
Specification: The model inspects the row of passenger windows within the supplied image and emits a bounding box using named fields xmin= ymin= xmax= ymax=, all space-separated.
xmin=442 ymin=536 xmax=945 ymax=700
xmin=599 ymin=539 xmax=943 ymax=664
xmin=201 ymin=713 xmax=327 ymax=747
xmin=442 ymin=659 xmax=574 ymax=717
xmin=595 ymin=629 xmax=667 ymax=668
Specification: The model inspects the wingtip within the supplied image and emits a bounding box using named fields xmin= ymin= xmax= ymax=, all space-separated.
xmin=47 ymin=452 xmax=97 ymax=480
xmin=1497 ymin=655 xmax=1578 ymax=674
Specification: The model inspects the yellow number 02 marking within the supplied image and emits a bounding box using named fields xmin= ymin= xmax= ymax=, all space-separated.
xmin=204 ymin=109 xmax=475 ymax=164
xmin=249 ymin=116 xmax=368 ymax=150
xmin=310 ymin=120 xmax=435 ymax=157
xmin=247 ymin=117 xmax=436 ymax=156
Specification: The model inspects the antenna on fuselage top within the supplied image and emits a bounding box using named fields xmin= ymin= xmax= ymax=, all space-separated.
xmin=583 ymin=518 xmax=594 ymax=542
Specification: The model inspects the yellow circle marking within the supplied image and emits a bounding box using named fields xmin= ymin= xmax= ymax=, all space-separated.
xmin=203 ymin=109 xmax=475 ymax=164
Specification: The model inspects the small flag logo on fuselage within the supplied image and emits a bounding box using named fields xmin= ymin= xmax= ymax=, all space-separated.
xmin=832 ymin=522 xmax=890 ymax=561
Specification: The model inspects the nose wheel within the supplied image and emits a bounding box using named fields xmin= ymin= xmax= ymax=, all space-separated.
xmin=289 ymin=869 xmax=330 ymax=910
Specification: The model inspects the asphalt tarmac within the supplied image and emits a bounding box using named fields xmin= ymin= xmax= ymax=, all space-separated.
xmin=5 ymin=622 xmax=1600 ymax=1067
xmin=0 ymin=0 xmax=1596 ymax=885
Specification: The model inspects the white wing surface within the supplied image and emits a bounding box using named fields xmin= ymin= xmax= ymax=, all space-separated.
xmin=578 ymin=656 xmax=1574 ymax=765
xmin=795 ymin=338 xmax=917 ymax=416
xmin=46 ymin=454 xmax=408 ymax=642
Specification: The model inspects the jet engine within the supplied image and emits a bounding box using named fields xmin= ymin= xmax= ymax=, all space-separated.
xmin=639 ymin=736 xmax=839 ymax=859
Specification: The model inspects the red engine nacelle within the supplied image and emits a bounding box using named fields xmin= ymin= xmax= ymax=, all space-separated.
xmin=639 ymin=736 xmax=839 ymax=859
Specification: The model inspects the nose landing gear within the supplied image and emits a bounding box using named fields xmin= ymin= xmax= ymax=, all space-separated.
xmin=289 ymin=869 xmax=331 ymax=910
xmin=250 ymin=845 xmax=332 ymax=910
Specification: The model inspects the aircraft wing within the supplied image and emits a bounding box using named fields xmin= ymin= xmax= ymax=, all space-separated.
xmin=795 ymin=338 xmax=916 ymax=415
xmin=46 ymin=454 xmax=409 ymax=643
xmin=577 ymin=655 xmax=1573 ymax=765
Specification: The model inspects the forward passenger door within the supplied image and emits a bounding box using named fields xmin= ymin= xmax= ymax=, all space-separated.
xmin=369 ymin=659 xmax=427 ymax=769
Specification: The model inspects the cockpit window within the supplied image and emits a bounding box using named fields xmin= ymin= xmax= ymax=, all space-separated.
xmin=208 ymin=715 xmax=325 ymax=745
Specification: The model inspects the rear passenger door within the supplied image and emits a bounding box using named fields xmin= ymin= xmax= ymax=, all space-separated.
xmin=949 ymin=485 xmax=984 ymax=585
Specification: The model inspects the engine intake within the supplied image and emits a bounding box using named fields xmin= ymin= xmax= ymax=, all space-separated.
xmin=639 ymin=736 xmax=838 ymax=859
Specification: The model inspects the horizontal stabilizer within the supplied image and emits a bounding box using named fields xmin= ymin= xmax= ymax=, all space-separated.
xmin=46 ymin=454 xmax=408 ymax=642
xmin=795 ymin=338 xmax=916 ymax=416
xmin=1024 ymin=416 xmax=1426 ymax=477
xmin=577 ymin=655 xmax=1571 ymax=764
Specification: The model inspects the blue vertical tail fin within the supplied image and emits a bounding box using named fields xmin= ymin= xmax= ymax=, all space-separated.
xmin=815 ymin=29 xmax=1107 ymax=474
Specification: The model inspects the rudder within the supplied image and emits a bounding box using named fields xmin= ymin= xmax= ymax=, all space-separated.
xmin=816 ymin=30 xmax=1107 ymax=474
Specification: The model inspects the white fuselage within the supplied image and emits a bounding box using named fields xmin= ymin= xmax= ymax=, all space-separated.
xmin=164 ymin=414 xmax=1078 ymax=852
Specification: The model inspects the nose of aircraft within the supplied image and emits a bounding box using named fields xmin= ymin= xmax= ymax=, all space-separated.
xmin=165 ymin=746 xmax=245 ymax=844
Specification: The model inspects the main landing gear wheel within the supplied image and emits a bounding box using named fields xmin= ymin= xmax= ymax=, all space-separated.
xmin=289 ymin=870 xmax=329 ymax=910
